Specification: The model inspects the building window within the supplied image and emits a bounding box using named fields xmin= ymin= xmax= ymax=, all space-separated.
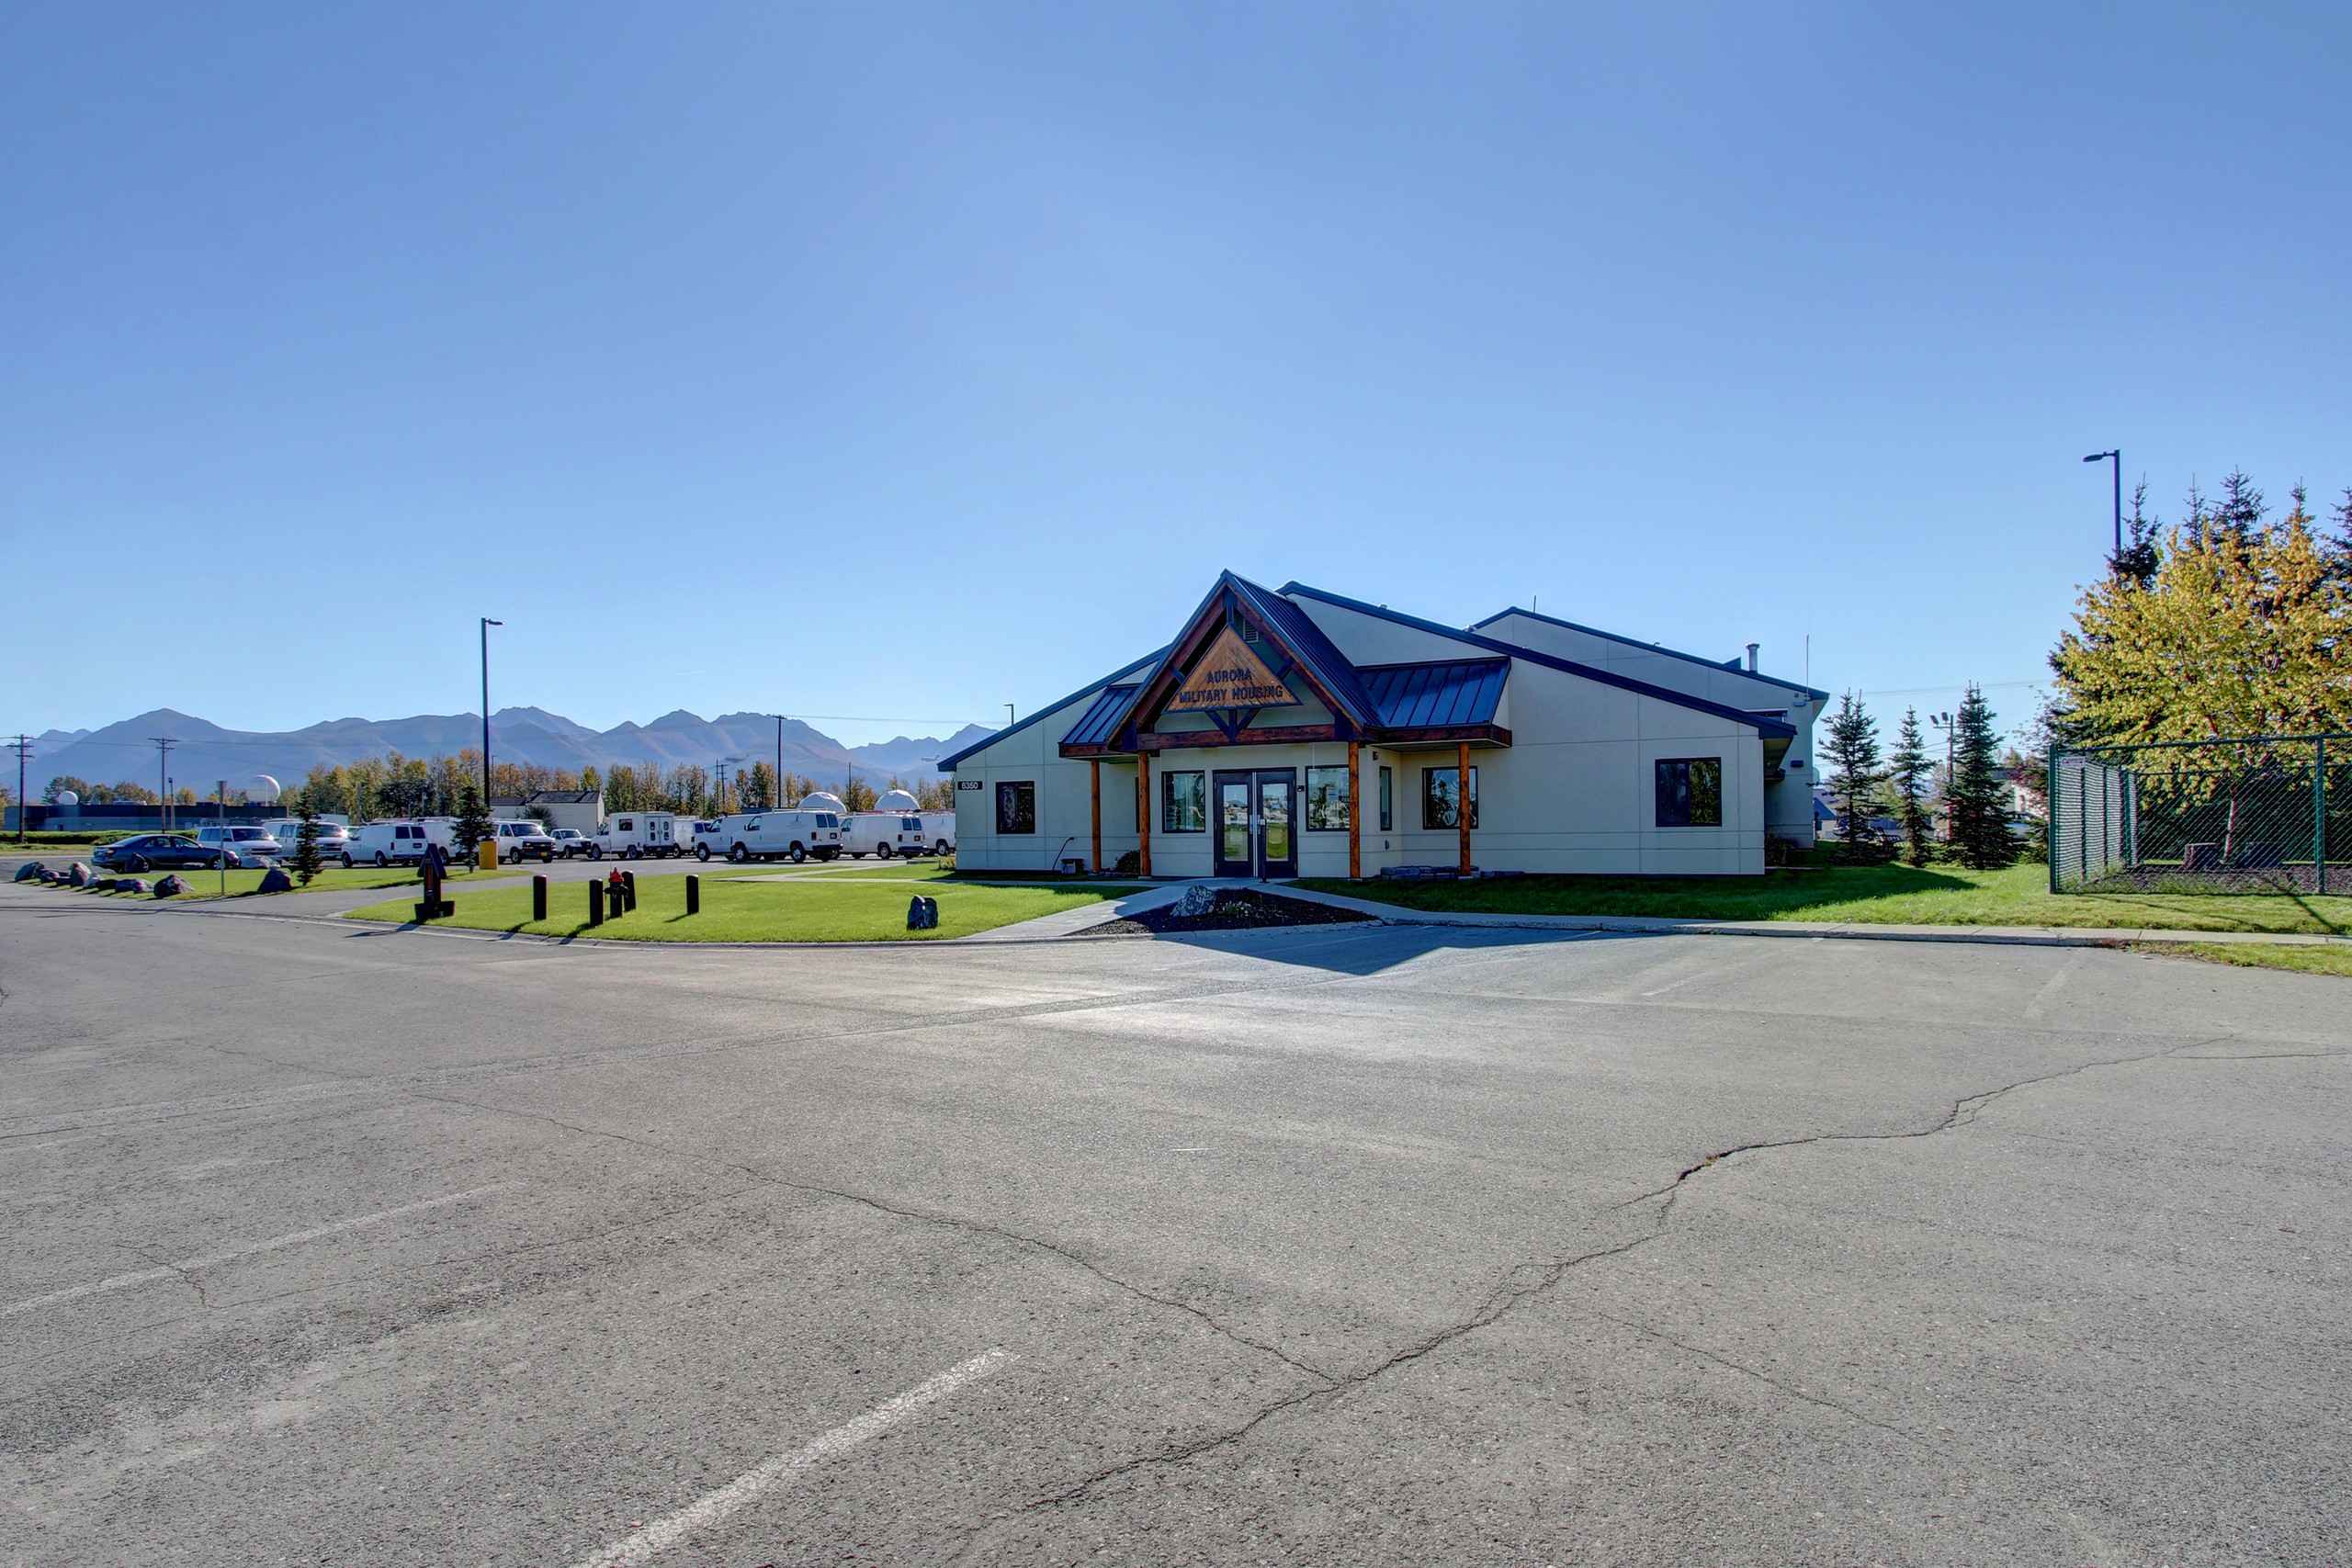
xmin=1304 ymin=766 xmax=1351 ymax=830
xmin=1655 ymin=758 xmax=1723 ymax=827
xmin=1421 ymin=766 xmax=1478 ymax=829
xmin=996 ymin=781 xmax=1035 ymax=834
xmin=1378 ymin=765 xmax=1393 ymax=831
xmin=1161 ymin=770 xmax=1205 ymax=832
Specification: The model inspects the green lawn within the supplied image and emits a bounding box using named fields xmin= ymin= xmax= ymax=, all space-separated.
xmin=1296 ymin=862 xmax=2352 ymax=936
xmin=2141 ymin=942 xmax=2352 ymax=978
xmin=343 ymin=872 xmax=1142 ymax=942
xmin=46 ymin=863 xmax=523 ymax=900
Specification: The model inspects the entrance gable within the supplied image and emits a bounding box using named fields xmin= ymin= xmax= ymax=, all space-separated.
xmin=1127 ymin=574 xmax=1370 ymax=748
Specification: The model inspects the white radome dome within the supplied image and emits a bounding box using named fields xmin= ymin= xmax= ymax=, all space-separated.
xmin=876 ymin=789 xmax=920 ymax=812
xmin=54 ymin=789 xmax=79 ymax=807
xmin=244 ymin=774 xmax=282 ymax=803
xmin=798 ymin=791 xmax=847 ymax=814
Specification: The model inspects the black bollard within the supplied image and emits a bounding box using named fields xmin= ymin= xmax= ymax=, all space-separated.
xmin=587 ymin=879 xmax=604 ymax=926
xmin=622 ymin=869 xmax=638 ymax=911
xmin=533 ymin=874 xmax=548 ymax=923
xmin=685 ymin=874 xmax=700 ymax=916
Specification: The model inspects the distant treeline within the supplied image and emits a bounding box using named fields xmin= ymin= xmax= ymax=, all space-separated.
xmin=277 ymin=751 xmax=950 ymax=820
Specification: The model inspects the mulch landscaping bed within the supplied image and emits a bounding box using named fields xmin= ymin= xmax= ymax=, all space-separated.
xmin=1080 ymin=886 xmax=1376 ymax=936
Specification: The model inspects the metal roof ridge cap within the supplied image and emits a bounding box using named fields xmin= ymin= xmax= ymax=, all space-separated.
xmin=1470 ymin=604 xmax=1830 ymax=700
xmin=1278 ymin=584 xmax=1792 ymax=736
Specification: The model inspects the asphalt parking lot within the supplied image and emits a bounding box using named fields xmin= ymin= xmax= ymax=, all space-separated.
xmin=1 ymin=887 xmax=2345 ymax=1566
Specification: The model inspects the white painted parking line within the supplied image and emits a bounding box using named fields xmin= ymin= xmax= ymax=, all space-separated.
xmin=2024 ymin=952 xmax=2086 ymax=1021
xmin=569 ymin=1348 xmax=1014 ymax=1568
xmin=1 ymin=1182 xmax=514 ymax=1318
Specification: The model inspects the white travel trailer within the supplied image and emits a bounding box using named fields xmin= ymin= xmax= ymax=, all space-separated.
xmin=593 ymin=812 xmax=686 ymax=860
xmin=707 ymin=809 xmax=842 ymax=863
xmin=840 ymin=812 xmax=931 ymax=859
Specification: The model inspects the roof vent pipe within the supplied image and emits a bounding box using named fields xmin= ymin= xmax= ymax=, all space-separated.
xmin=1745 ymin=642 xmax=1759 ymax=672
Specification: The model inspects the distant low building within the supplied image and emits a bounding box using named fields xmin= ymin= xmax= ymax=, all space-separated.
xmin=490 ymin=789 xmax=604 ymax=835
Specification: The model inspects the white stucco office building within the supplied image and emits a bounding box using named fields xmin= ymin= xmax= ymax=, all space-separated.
xmin=941 ymin=574 xmax=1825 ymax=879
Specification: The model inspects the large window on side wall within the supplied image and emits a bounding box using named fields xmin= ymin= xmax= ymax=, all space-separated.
xmin=1304 ymin=766 xmax=1351 ymax=830
xmin=1421 ymin=765 xmax=1478 ymax=829
xmin=1378 ymin=766 xmax=1393 ymax=831
xmin=996 ymin=780 xmax=1035 ymax=834
xmin=1160 ymin=770 xmax=1205 ymax=832
xmin=1655 ymin=758 xmax=1723 ymax=827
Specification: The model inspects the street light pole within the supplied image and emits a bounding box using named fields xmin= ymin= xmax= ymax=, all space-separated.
xmin=2083 ymin=450 xmax=2121 ymax=567
xmin=480 ymin=618 xmax=503 ymax=809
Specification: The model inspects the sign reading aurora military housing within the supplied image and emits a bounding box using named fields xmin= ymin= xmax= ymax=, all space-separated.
xmin=1168 ymin=627 xmax=1299 ymax=711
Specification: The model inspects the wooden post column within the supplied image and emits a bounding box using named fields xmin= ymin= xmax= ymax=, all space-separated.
xmin=1347 ymin=739 xmax=1362 ymax=880
xmin=1457 ymin=739 xmax=1474 ymax=875
xmin=1138 ymin=752 xmax=1152 ymax=875
xmin=1090 ymin=760 xmax=1102 ymax=874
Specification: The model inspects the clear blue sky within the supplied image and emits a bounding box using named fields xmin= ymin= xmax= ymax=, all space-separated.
xmin=5 ymin=3 xmax=2346 ymax=747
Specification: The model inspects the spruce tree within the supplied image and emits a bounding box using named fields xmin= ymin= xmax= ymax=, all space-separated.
xmin=452 ymin=782 xmax=494 ymax=863
xmin=293 ymin=808 xmax=323 ymax=886
xmin=1886 ymin=707 xmax=1934 ymax=868
xmin=1821 ymin=693 xmax=1885 ymax=862
xmin=1944 ymin=684 xmax=2016 ymax=869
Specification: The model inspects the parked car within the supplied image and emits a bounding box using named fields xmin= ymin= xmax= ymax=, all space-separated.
xmin=592 ymin=812 xmax=686 ymax=860
xmin=548 ymin=828 xmax=592 ymax=859
xmin=489 ymin=819 xmax=559 ymax=863
xmin=344 ymin=820 xmax=436 ymax=867
xmin=194 ymin=825 xmax=284 ymax=861
xmin=92 ymin=834 xmax=233 ymax=873
xmin=707 ymin=808 xmax=842 ymax=863
xmin=840 ymin=812 xmax=930 ymax=859
xmin=689 ymin=818 xmax=729 ymax=860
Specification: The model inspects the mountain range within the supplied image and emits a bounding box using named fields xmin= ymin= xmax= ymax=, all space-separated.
xmin=23 ymin=709 xmax=994 ymax=798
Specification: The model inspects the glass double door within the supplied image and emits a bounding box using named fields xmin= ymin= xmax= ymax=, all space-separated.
xmin=1214 ymin=770 xmax=1295 ymax=878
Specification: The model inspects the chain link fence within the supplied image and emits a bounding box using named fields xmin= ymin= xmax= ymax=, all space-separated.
xmin=2050 ymin=734 xmax=2348 ymax=894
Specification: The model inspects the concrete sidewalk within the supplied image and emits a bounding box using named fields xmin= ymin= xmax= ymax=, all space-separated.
xmin=1254 ymin=881 xmax=2352 ymax=950
xmin=953 ymin=881 xmax=1196 ymax=942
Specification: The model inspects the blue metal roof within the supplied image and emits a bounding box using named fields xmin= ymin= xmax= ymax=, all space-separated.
xmin=1360 ymin=660 xmax=1510 ymax=729
xmin=1224 ymin=575 xmax=1381 ymax=727
xmin=1277 ymin=581 xmax=1797 ymax=740
xmin=1470 ymin=605 xmax=1829 ymax=701
xmin=1060 ymin=683 xmax=1140 ymax=749
xmin=936 ymin=645 xmax=1172 ymax=770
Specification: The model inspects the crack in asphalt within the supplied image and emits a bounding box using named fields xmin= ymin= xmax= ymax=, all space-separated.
xmin=391 ymin=1085 xmax=1341 ymax=1385
xmin=964 ymin=1026 xmax=2272 ymax=1530
xmin=1591 ymin=1313 xmax=1917 ymax=1439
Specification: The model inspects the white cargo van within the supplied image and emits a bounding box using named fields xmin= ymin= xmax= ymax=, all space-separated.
xmin=592 ymin=812 xmax=684 ymax=860
xmin=344 ymin=820 xmax=435 ymax=867
xmin=915 ymin=810 xmax=955 ymax=857
xmin=840 ymin=812 xmax=930 ymax=859
xmin=710 ymin=809 xmax=842 ymax=863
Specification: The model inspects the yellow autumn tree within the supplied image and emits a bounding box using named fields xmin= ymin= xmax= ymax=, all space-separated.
xmin=2052 ymin=517 xmax=2352 ymax=742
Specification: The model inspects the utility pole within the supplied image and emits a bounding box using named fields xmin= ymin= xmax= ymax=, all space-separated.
xmin=480 ymin=618 xmax=503 ymax=810
xmin=8 ymin=735 xmax=30 ymax=843
xmin=775 ymin=716 xmax=784 ymax=807
xmin=152 ymin=737 xmax=176 ymax=833
xmin=1929 ymin=711 xmax=1956 ymax=840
